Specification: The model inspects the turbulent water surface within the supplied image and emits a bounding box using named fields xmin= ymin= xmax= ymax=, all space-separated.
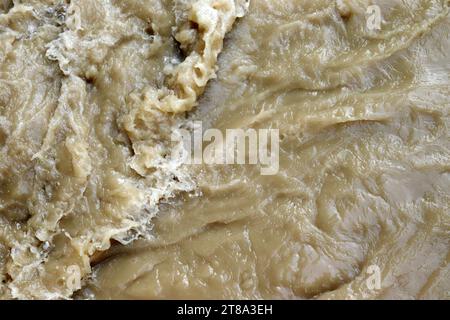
xmin=0 ymin=0 xmax=449 ymax=299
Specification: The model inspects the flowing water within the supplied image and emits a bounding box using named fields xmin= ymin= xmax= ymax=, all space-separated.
xmin=0 ymin=0 xmax=449 ymax=299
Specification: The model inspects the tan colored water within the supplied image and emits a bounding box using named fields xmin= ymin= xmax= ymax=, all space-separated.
xmin=0 ymin=0 xmax=449 ymax=299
